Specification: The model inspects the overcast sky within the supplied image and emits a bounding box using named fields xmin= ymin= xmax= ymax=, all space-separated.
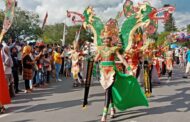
xmin=0 ymin=0 xmax=190 ymax=32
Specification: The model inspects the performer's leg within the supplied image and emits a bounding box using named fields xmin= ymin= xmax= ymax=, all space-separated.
xmin=78 ymin=72 xmax=84 ymax=85
xmin=149 ymin=65 xmax=153 ymax=93
xmin=73 ymin=79 xmax=79 ymax=87
xmin=109 ymin=89 xmax=116 ymax=118
xmin=168 ymin=70 xmax=172 ymax=79
xmin=101 ymin=86 xmax=112 ymax=121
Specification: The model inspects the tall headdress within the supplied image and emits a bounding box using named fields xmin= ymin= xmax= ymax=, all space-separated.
xmin=101 ymin=18 xmax=121 ymax=46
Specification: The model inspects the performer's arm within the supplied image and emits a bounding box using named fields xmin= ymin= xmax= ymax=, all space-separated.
xmin=116 ymin=51 xmax=129 ymax=68
xmin=94 ymin=52 xmax=101 ymax=62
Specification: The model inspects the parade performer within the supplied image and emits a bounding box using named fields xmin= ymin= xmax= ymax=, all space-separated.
xmin=165 ymin=46 xmax=174 ymax=80
xmin=69 ymin=41 xmax=84 ymax=87
xmin=151 ymin=51 xmax=161 ymax=84
xmin=143 ymin=47 xmax=153 ymax=97
xmin=94 ymin=19 xmax=148 ymax=122
xmin=67 ymin=1 xmax=175 ymax=121
xmin=0 ymin=0 xmax=16 ymax=114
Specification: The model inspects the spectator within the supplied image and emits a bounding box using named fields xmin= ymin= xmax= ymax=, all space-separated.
xmin=43 ymin=48 xmax=51 ymax=83
xmin=16 ymin=44 xmax=23 ymax=75
xmin=183 ymin=48 xmax=190 ymax=78
xmin=22 ymin=45 xmax=34 ymax=93
xmin=1 ymin=45 xmax=15 ymax=97
xmin=11 ymin=47 xmax=22 ymax=94
xmin=54 ymin=46 xmax=64 ymax=82
xmin=175 ymin=48 xmax=180 ymax=64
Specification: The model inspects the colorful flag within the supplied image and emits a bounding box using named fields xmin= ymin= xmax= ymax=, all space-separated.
xmin=0 ymin=0 xmax=16 ymax=42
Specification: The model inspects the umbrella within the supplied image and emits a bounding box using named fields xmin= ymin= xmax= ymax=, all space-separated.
xmin=170 ymin=44 xmax=178 ymax=49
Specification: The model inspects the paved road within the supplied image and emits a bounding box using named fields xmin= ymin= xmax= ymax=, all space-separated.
xmin=0 ymin=66 xmax=190 ymax=122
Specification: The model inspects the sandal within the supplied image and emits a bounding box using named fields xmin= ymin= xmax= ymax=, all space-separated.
xmin=101 ymin=115 xmax=107 ymax=122
xmin=101 ymin=108 xmax=108 ymax=122
xmin=110 ymin=108 xmax=116 ymax=118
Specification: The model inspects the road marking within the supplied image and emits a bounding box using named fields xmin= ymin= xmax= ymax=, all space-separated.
xmin=0 ymin=105 xmax=37 ymax=119
xmin=0 ymin=114 xmax=10 ymax=118
xmin=130 ymin=120 xmax=137 ymax=122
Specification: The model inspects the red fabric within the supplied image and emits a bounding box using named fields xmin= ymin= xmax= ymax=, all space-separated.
xmin=0 ymin=56 xmax=11 ymax=105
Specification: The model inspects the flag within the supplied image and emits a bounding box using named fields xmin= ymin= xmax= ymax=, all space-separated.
xmin=0 ymin=0 xmax=16 ymax=42
xmin=42 ymin=12 xmax=48 ymax=29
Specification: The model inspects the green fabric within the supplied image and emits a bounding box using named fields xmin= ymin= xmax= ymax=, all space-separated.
xmin=112 ymin=71 xmax=149 ymax=111
xmin=99 ymin=61 xmax=149 ymax=111
xmin=100 ymin=61 xmax=114 ymax=66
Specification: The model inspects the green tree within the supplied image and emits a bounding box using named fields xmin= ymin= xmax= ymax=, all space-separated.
xmin=43 ymin=24 xmax=92 ymax=45
xmin=0 ymin=10 xmax=4 ymax=30
xmin=156 ymin=31 xmax=170 ymax=46
xmin=187 ymin=24 xmax=190 ymax=33
xmin=1 ymin=7 xmax=42 ymax=41
xmin=42 ymin=23 xmax=64 ymax=44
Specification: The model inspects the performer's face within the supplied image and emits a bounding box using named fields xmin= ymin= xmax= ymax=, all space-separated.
xmin=103 ymin=38 xmax=111 ymax=46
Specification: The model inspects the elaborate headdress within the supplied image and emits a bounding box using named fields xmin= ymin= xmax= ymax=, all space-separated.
xmin=101 ymin=18 xmax=121 ymax=46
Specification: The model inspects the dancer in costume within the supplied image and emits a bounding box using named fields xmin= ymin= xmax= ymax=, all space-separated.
xmin=151 ymin=51 xmax=161 ymax=84
xmin=66 ymin=1 xmax=175 ymax=121
xmin=69 ymin=41 xmax=84 ymax=87
xmin=143 ymin=47 xmax=153 ymax=97
xmin=94 ymin=19 xmax=148 ymax=122
xmin=165 ymin=46 xmax=173 ymax=80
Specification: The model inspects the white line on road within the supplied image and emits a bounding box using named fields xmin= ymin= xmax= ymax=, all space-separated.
xmin=0 ymin=104 xmax=37 ymax=119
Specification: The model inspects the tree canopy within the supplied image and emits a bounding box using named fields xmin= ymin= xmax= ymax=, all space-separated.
xmin=42 ymin=24 xmax=93 ymax=45
xmin=0 ymin=7 xmax=43 ymax=42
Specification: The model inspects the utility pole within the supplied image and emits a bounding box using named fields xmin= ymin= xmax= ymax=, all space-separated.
xmin=61 ymin=18 xmax=66 ymax=46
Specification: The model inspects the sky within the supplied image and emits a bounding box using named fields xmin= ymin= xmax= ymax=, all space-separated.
xmin=0 ymin=0 xmax=190 ymax=32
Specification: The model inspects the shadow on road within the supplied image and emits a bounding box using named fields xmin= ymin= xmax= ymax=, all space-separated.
xmin=110 ymin=86 xmax=190 ymax=121
xmin=12 ymin=119 xmax=34 ymax=122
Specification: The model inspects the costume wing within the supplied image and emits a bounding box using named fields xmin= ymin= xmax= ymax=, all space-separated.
xmin=83 ymin=7 xmax=104 ymax=46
